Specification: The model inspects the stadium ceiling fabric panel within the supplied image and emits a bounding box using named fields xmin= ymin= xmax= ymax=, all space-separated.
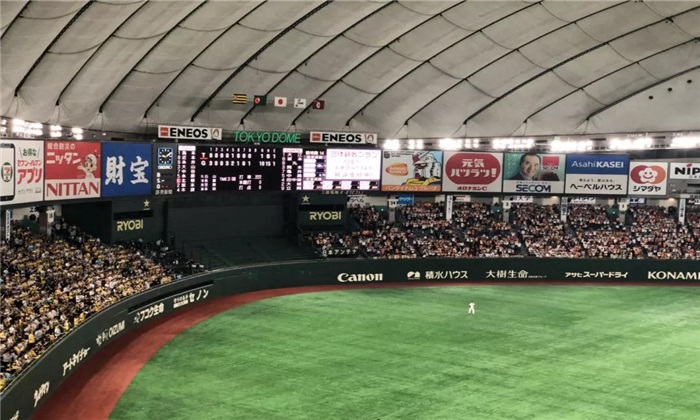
xmin=1 ymin=0 xmax=699 ymax=137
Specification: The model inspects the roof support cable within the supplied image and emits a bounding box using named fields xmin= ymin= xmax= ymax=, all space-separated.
xmin=190 ymin=1 xmax=333 ymax=122
xmin=14 ymin=0 xmax=94 ymax=97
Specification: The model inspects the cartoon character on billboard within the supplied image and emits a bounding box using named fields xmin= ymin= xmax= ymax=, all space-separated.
xmin=405 ymin=152 xmax=442 ymax=186
xmin=78 ymin=154 xmax=98 ymax=179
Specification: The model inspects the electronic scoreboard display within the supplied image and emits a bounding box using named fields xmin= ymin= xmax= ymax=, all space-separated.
xmin=172 ymin=145 xmax=381 ymax=193
xmin=303 ymin=148 xmax=381 ymax=190
xmin=176 ymin=145 xmax=304 ymax=192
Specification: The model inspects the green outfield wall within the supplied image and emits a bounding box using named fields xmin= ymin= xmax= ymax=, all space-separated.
xmin=2 ymin=258 xmax=699 ymax=420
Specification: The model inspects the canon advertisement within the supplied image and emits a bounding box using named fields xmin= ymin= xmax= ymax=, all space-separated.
xmin=442 ymin=152 xmax=503 ymax=193
xmin=628 ymin=162 xmax=668 ymax=196
xmin=158 ymin=125 xmax=222 ymax=141
xmin=565 ymin=154 xmax=629 ymax=195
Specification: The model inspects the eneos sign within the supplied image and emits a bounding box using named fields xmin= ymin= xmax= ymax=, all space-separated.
xmin=158 ymin=125 xmax=222 ymax=141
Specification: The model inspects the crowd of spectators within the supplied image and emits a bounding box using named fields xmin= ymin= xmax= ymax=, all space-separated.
xmin=307 ymin=232 xmax=359 ymax=256
xmin=567 ymin=205 xmax=641 ymax=259
xmin=452 ymin=203 xmax=521 ymax=257
xmin=512 ymin=204 xmax=583 ymax=258
xmin=688 ymin=210 xmax=700 ymax=236
xmin=0 ymin=220 xmax=197 ymax=391
xmin=308 ymin=202 xmax=700 ymax=261
xmin=5 ymin=202 xmax=699 ymax=389
xmin=567 ymin=204 xmax=615 ymax=230
xmin=628 ymin=205 xmax=696 ymax=259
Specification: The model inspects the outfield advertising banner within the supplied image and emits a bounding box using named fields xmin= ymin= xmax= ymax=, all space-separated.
xmin=565 ymin=154 xmax=629 ymax=195
xmin=2 ymin=258 xmax=699 ymax=420
xmin=44 ymin=141 xmax=101 ymax=200
xmin=381 ymin=151 xmax=443 ymax=192
xmin=502 ymin=153 xmax=565 ymax=194
xmin=628 ymin=161 xmax=668 ymax=196
xmin=669 ymin=162 xmax=700 ymax=179
xmin=0 ymin=140 xmax=44 ymax=205
xmin=101 ymin=143 xmax=152 ymax=197
xmin=442 ymin=152 xmax=503 ymax=193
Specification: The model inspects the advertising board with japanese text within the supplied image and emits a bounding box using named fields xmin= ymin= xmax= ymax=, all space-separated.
xmin=0 ymin=140 xmax=44 ymax=204
xmin=442 ymin=152 xmax=503 ymax=193
xmin=44 ymin=141 xmax=101 ymax=200
xmin=628 ymin=161 xmax=668 ymax=196
xmin=381 ymin=151 xmax=443 ymax=192
xmin=101 ymin=143 xmax=152 ymax=197
xmin=1 ymin=257 xmax=698 ymax=420
xmin=324 ymin=148 xmax=381 ymax=190
xmin=502 ymin=153 xmax=565 ymax=194
xmin=565 ymin=154 xmax=629 ymax=195
xmin=669 ymin=162 xmax=700 ymax=180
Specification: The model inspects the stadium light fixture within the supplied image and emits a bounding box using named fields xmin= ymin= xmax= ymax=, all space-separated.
xmin=439 ymin=138 xmax=462 ymax=150
xmin=72 ymin=127 xmax=84 ymax=140
xmin=382 ymin=139 xmax=400 ymax=150
xmin=551 ymin=139 xmax=592 ymax=152
xmin=27 ymin=122 xmax=43 ymax=136
xmin=11 ymin=119 xmax=26 ymax=134
xmin=671 ymin=135 xmax=700 ymax=148
xmin=407 ymin=139 xmax=424 ymax=150
xmin=493 ymin=137 xmax=534 ymax=150
xmin=610 ymin=137 xmax=652 ymax=150
xmin=50 ymin=125 xmax=62 ymax=138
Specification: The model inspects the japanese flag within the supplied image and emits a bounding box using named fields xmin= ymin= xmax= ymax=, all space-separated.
xmin=274 ymin=97 xmax=287 ymax=107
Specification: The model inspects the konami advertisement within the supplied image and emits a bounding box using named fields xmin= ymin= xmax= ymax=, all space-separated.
xmin=45 ymin=141 xmax=101 ymax=200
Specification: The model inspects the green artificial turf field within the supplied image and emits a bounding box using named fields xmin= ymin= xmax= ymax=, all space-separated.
xmin=112 ymin=286 xmax=700 ymax=420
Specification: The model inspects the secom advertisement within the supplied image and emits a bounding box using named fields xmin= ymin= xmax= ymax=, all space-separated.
xmin=442 ymin=152 xmax=503 ymax=193
xmin=628 ymin=161 xmax=668 ymax=196
xmin=381 ymin=151 xmax=443 ymax=192
xmin=502 ymin=152 xmax=565 ymax=194
xmin=565 ymin=154 xmax=629 ymax=195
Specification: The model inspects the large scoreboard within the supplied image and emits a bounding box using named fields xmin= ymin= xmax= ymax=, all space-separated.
xmin=302 ymin=149 xmax=381 ymax=191
xmin=161 ymin=145 xmax=382 ymax=193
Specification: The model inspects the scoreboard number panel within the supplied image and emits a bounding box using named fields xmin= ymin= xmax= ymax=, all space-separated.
xmin=171 ymin=145 xmax=381 ymax=193
xmin=176 ymin=145 xmax=304 ymax=192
